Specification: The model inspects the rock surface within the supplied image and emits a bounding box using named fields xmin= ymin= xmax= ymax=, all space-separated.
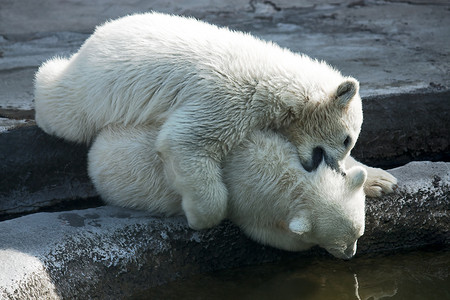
xmin=0 ymin=126 xmax=97 ymax=219
xmin=0 ymin=161 xmax=448 ymax=299
xmin=0 ymin=0 xmax=449 ymax=114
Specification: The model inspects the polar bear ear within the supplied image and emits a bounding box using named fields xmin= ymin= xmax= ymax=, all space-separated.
xmin=289 ymin=214 xmax=312 ymax=235
xmin=346 ymin=166 xmax=367 ymax=191
xmin=335 ymin=79 xmax=359 ymax=109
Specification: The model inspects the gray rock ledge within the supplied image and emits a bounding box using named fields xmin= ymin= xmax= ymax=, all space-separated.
xmin=0 ymin=161 xmax=448 ymax=299
xmin=2 ymin=88 xmax=449 ymax=219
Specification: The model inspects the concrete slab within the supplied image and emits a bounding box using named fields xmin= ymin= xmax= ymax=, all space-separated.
xmin=0 ymin=0 xmax=449 ymax=115
xmin=0 ymin=161 xmax=448 ymax=299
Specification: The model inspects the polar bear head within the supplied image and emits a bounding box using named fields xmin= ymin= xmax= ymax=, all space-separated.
xmin=287 ymin=164 xmax=367 ymax=259
xmin=280 ymin=78 xmax=363 ymax=176
xmin=225 ymin=131 xmax=367 ymax=259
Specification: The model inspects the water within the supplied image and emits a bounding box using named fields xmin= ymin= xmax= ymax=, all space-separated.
xmin=132 ymin=247 xmax=449 ymax=300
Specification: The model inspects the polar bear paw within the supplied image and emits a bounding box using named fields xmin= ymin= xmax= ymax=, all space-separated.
xmin=181 ymin=182 xmax=228 ymax=230
xmin=364 ymin=167 xmax=398 ymax=198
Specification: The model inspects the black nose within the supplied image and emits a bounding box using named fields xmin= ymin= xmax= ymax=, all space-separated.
xmin=303 ymin=147 xmax=324 ymax=172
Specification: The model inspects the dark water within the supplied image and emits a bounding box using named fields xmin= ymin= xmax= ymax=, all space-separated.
xmin=132 ymin=247 xmax=449 ymax=300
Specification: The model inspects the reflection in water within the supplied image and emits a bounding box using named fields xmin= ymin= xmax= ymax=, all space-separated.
xmin=353 ymin=272 xmax=397 ymax=300
xmin=132 ymin=248 xmax=449 ymax=300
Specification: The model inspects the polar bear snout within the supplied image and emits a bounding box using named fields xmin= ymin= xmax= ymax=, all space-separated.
xmin=302 ymin=146 xmax=344 ymax=175
xmin=343 ymin=241 xmax=358 ymax=260
xmin=323 ymin=152 xmax=346 ymax=176
xmin=326 ymin=241 xmax=358 ymax=260
xmin=302 ymin=146 xmax=324 ymax=172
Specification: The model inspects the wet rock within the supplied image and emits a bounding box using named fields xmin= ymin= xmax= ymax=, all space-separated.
xmin=0 ymin=126 xmax=97 ymax=219
xmin=0 ymin=161 xmax=448 ymax=299
xmin=352 ymin=90 xmax=450 ymax=168
xmin=360 ymin=161 xmax=449 ymax=252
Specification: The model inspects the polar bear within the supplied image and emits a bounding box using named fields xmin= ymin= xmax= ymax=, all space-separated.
xmin=88 ymin=126 xmax=367 ymax=259
xmin=34 ymin=12 xmax=395 ymax=229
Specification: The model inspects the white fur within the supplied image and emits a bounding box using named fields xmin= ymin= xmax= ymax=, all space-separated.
xmin=89 ymin=126 xmax=367 ymax=259
xmin=35 ymin=13 xmax=349 ymax=142
xmin=345 ymin=156 xmax=397 ymax=197
xmin=35 ymin=12 xmax=394 ymax=229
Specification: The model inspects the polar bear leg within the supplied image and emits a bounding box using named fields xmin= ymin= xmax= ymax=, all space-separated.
xmin=175 ymin=161 xmax=228 ymax=230
xmin=156 ymin=106 xmax=229 ymax=230
xmin=156 ymin=148 xmax=228 ymax=230
xmin=88 ymin=125 xmax=182 ymax=215
xmin=345 ymin=156 xmax=397 ymax=198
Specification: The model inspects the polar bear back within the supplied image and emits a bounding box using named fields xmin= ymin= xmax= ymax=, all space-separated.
xmin=34 ymin=12 xmax=345 ymax=143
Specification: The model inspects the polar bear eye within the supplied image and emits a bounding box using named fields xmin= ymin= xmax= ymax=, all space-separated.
xmin=343 ymin=136 xmax=351 ymax=148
